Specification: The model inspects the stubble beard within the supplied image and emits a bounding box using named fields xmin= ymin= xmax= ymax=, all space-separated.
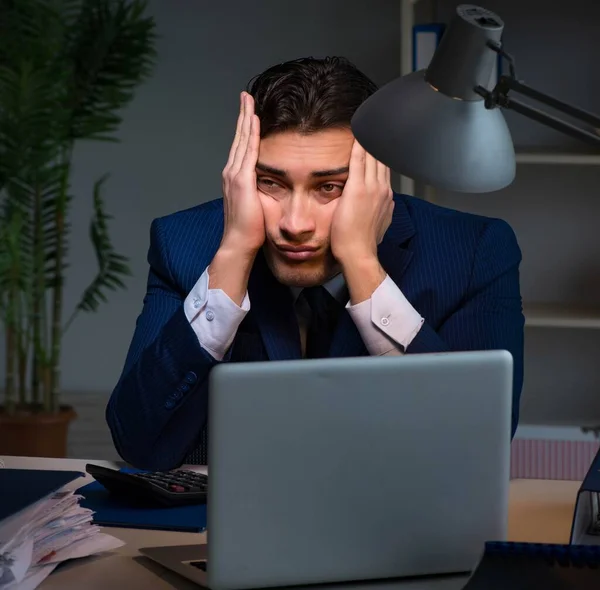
xmin=262 ymin=243 xmax=340 ymax=288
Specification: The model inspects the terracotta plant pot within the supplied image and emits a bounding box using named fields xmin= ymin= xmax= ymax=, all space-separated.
xmin=0 ymin=405 xmax=77 ymax=458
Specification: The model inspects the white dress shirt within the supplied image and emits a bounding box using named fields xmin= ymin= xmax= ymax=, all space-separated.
xmin=183 ymin=266 xmax=424 ymax=361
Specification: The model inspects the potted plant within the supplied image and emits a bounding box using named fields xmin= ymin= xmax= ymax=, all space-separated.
xmin=0 ymin=0 xmax=157 ymax=457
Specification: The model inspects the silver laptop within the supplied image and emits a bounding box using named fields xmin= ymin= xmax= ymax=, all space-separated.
xmin=140 ymin=350 xmax=512 ymax=589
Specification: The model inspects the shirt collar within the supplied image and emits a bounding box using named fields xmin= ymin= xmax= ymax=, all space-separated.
xmin=289 ymin=271 xmax=348 ymax=305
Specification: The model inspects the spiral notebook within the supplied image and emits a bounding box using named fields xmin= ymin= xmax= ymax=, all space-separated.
xmin=462 ymin=541 xmax=600 ymax=589
xmin=570 ymin=444 xmax=600 ymax=545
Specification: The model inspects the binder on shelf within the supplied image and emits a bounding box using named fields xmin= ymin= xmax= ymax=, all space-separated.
xmin=570 ymin=444 xmax=600 ymax=545
xmin=412 ymin=23 xmax=501 ymax=90
xmin=463 ymin=541 xmax=600 ymax=589
xmin=488 ymin=53 xmax=503 ymax=91
xmin=412 ymin=24 xmax=445 ymax=72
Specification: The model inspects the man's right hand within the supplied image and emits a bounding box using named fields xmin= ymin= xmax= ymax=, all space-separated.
xmin=209 ymin=92 xmax=264 ymax=306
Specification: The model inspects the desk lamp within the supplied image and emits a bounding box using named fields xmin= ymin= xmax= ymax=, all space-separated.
xmin=351 ymin=4 xmax=600 ymax=193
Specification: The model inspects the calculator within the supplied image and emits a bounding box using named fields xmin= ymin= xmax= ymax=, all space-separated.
xmin=85 ymin=463 xmax=208 ymax=507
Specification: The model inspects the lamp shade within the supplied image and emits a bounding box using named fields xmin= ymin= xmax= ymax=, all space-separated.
xmin=351 ymin=4 xmax=516 ymax=193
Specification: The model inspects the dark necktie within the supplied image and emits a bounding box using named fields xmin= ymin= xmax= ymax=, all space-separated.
xmin=301 ymin=286 xmax=342 ymax=359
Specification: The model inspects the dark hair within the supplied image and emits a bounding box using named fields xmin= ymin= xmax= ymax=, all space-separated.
xmin=246 ymin=56 xmax=378 ymax=138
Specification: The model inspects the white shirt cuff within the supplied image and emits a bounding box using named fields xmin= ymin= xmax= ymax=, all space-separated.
xmin=346 ymin=274 xmax=424 ymax=356
xmin=183 ymin=267 xmax=250 ymax=360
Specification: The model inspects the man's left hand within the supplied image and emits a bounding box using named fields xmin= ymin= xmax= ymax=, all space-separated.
xmin=330 ymin=139 xmax=394 ymax=266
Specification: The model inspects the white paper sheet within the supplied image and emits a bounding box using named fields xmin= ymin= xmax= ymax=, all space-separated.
xmin=0 ymin=488 xmax=124 ymax=589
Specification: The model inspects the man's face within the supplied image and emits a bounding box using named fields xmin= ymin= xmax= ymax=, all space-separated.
xmin=256 ymin=127 xmax=354 ymax=287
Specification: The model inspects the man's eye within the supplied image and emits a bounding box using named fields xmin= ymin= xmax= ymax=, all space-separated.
xmin=258 ymin=178 xmax=278 ymax=189
xmin=321 ymin=183 xmax=342 ymax=194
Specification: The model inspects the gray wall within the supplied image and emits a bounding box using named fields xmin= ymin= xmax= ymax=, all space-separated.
xmin=14 ymin=0 xmax=403 ymax=396
xmin=2 ymin=0 xmax=599 ymax=453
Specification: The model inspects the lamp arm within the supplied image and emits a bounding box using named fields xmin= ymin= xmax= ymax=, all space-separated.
xmin=474 ymin=42 xmax=600 ymax=148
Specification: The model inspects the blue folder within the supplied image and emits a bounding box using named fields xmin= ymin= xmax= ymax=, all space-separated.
xmin=76 ymin=468 xmax=207 ymax=533
xmin=0 ymin=469 xmax=85 ymax=523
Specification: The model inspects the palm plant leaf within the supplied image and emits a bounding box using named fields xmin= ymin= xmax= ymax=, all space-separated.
xmin=0 ymin=0 xmax=156 ymax=411
xmin=0 ymin=209 xmax=31 ymax=316
xmin=65 ymin=174 xmax=131 ymax=329
xmin=66 ymin=0 xmax=157 ymax=141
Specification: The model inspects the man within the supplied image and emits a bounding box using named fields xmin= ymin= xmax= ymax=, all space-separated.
xmin=106 ymin=57 xmax=525 ymax=471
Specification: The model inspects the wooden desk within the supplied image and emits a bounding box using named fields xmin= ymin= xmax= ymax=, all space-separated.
xmin=0 ymin=456 xmax=582 ymax=590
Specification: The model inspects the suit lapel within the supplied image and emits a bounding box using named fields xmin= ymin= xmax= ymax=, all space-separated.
xmin=329 ymin=194 xmax=416 ymax=358
xmin=377 ymin=195 xmax=416 ymax=281
xmin=328 ymin=310 xmax=369 ymax=357
xmin=248 ymin=250 xmax=302 ymax=361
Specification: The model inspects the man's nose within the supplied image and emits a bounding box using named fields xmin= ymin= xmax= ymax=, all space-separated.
xmin=280 ymin=195 xmax=316 ymax=240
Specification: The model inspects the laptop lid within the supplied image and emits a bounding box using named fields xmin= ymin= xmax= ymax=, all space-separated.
xmin=206 ymin=350 xmax=512 ymax=590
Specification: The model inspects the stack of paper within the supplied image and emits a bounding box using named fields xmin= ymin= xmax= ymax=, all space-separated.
xmin=0 ymin=488 xmax=124 ymax=590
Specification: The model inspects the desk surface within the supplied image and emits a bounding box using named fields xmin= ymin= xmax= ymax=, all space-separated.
xmin=0 ymin=455 xmax=582 ymax=590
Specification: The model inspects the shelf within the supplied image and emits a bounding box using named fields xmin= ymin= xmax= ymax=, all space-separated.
xmin=524 ymin=303 xmax=600 ymax=329
xmin=515 ymin=149 xmax=600 ymax=165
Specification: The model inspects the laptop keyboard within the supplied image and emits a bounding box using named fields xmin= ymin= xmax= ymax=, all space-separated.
xmin=189 ymin=560 xmax=207 ymax=571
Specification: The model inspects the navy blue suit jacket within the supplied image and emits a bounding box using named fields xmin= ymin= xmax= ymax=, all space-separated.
xmin=106 ymin=194 xmax=525 ymax=470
